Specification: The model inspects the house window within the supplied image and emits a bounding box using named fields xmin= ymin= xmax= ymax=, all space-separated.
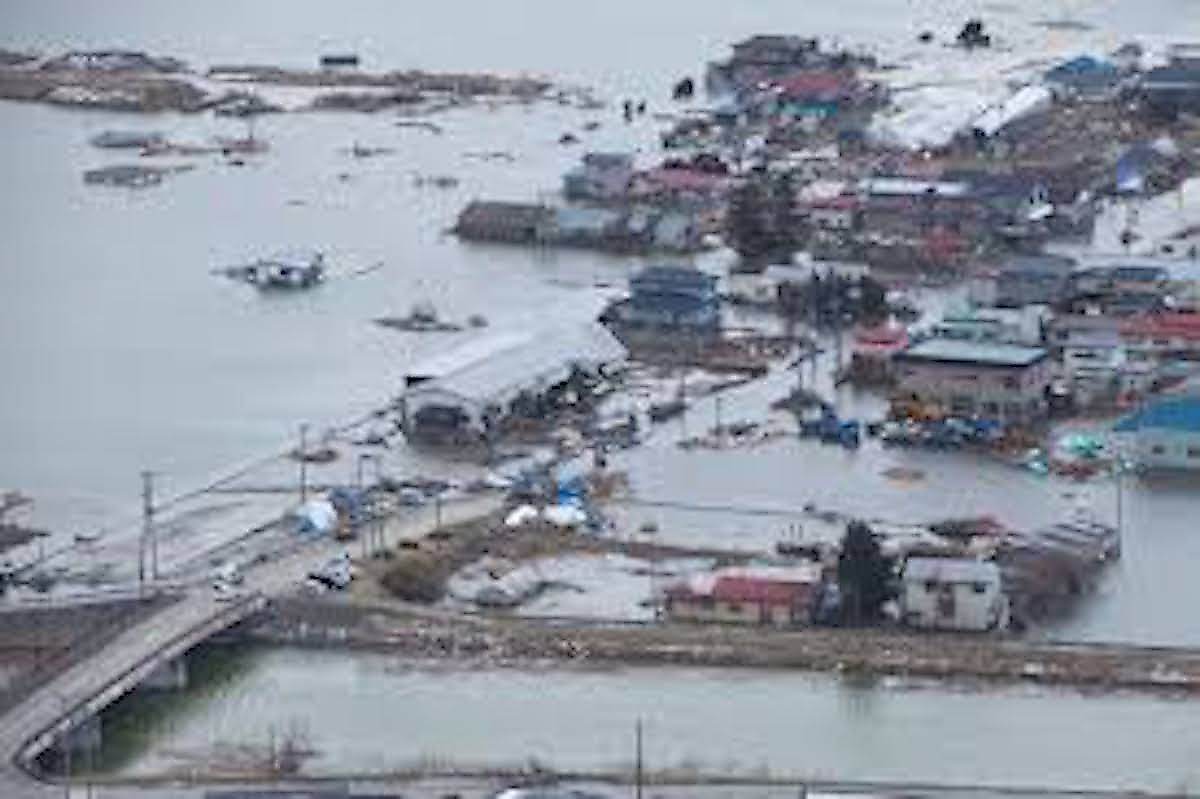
xmin=972 ymin=583 xmax=987 ymax=594
xmin=725 ymin=602 xmax=742 ymax=613
xmin=1188 ymin=448 xmax=1200 ymax=459
xmin=924 ymin=580 xmax=937 ymax=593
xmin=1151 ymin=445 xmax=1166 ymax=455
xmin=1002 ymin=376 xmax=1019 ymax=390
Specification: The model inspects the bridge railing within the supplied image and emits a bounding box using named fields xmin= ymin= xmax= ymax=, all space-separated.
xmin=0 ymin=591 xmax=179 ymax=717
xmin=9 ymin=592 xmax=267 ymax=775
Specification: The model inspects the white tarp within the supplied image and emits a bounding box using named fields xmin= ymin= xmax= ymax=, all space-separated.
xmin=295 ymin=498 xmax=338 ymax=534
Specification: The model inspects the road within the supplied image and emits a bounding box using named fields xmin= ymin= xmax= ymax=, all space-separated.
xmin=0 ymin=493 xmax=504 ymax=799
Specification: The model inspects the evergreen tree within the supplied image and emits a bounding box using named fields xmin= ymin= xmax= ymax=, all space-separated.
xmin=837 ymin=520 xmax=895 ymax=625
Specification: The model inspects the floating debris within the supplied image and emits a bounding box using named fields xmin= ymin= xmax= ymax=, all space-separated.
xmin=215 ymin=134 xmax=269 ymax=156
xmin=412 ymin=173 xmax=459 ymax=189
xmin=219 ymin=251 xmax=326 ymax=290
xmin=395 ymin=119 xmax=444 ymax=135
xmin=345 ymin=142 xmax=394 ymax=158
xmin=319 ymin=53 xmax=360 ymax=69
xmin=463 ymin=150 xmax=515 ymax=163
xmin=83 ymin=163 xmax=191 ymax=188
xmin=374 ymin=303 xmax=469 ymax=333
xmin=89 ymin=129 xmax=166 ymax=150
xmin=210 ymin=91 xmax=284 ymax=117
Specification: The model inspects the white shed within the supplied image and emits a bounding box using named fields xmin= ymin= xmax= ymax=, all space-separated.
xmin=902 ymin=557 xmax=1008 ymax=632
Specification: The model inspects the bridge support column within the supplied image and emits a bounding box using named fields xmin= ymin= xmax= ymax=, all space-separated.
xmin=140 ymin=654 xmax=188 ymax=691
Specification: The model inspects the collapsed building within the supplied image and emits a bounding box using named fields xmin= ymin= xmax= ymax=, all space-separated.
xmin=399 ymin=323 xmax=626 ymax=449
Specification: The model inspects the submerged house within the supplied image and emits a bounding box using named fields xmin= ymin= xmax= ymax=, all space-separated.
xmin=1043 ymin=55 xmax=1122 ymax=100
xmin=1142 ymin=61 xmax=1200 ymax=118
xmin=607 ymin=264 xmax=720 ymax=330
xmin=454 ymin=201 xmax=552 ymax=244
xmin=1115 ymin=391 xmax=1200 ymax=470
xmin=563 ymin=152 xmax=635 ymax=201
xmin=893 ymin=339 xmax=1052 ymax=421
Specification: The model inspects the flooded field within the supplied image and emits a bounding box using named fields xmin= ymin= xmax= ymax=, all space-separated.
xmin=92 ymin=645 xmax=1200 ymax=793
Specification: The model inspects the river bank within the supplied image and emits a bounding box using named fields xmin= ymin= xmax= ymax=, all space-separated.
xmin=246 ymin=595 xmax=1200 ymax=697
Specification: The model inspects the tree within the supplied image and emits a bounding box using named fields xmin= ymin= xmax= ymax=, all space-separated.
xmin=836 ymin=520 xmax=895 ymax=625
xmin=727 ymin=169 xmax=799 ymax=267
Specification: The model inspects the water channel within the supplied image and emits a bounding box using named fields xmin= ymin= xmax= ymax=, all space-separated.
xmin=89 ymin=645 xmax=1200 ymax=793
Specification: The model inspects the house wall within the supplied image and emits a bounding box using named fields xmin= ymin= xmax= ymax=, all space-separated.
xmin=894 ymin=360 xmax=1052 ymax=419
xmin=1134 ymin=428 xmax=1200 ymax=470
xmin=666 ymin=597 xmax=804 ymax=626
xmin=902 ymin=578 xmax=1006 ymax=631
xmin=1123 ymin=332 xmax=1200 ymax=362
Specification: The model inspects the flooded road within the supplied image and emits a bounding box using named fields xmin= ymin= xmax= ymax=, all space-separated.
xmin=96 ymin=646 xmax=1200 ymax=793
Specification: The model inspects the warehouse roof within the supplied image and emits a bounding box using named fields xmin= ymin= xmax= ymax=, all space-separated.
xmin=404 ymin=323 xmax=625 ymax=408
xmin=894 ymin=338 xmax=1047 ymax=368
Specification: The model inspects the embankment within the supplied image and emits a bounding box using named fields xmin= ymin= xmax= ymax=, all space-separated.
xmin=248 ymin=595 xmax=1200 ymax=696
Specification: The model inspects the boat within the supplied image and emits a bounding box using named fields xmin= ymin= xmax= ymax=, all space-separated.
xmin=225 ymin=251 xmax=326 ymax=290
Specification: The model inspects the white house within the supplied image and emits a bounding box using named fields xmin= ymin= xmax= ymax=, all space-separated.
xmin=1114 ymin=392 xmax=1200 ymax=470
xmin=901 ymin=557 xmax=1008 ymax=632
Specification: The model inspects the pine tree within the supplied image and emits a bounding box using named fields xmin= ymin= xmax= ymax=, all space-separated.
xmin=837 ymin=520 xmax=895 ymax=624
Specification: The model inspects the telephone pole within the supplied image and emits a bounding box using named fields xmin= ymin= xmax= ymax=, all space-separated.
xmin=298 ymin=423 xmax=310 ymax=503
xmin=634 ymin=718 xmax=644 ymax=799
xmin=142 ymin=470 xmax=157 ymax=583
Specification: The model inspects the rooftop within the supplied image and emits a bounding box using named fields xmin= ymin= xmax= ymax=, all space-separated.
xmin=895 ymin=339 xmax=1047 ymax=368
xmin=904 ymin=557 xmax=1001 ymax=584
xmin=632 ymin=264 xmax=718 ymax=290
xmin=1123 ymin=312 xmax=1200 ymax=338
xmin=404 ymin=323 xmax=625 ymax=405
xmin=858 ymin=177 xmax=971 ymax=199
xmin=1114 ymin=394 xmax=1200 ymax=433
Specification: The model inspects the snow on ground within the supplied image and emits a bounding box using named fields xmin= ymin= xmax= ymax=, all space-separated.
xmin=1091 ymin=177 xmax=1200 ymax=258
xmin=445 ymin=552 xmax=714 ymax=621
xmin=863 ymin=11 xmax=1167 ymax=151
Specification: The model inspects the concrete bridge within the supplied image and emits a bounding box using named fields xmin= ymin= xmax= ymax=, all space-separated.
xmin=0 ymin=591 xmax=267 ymax=798
xmin=0 ymin=495 xmax=501 ymax=799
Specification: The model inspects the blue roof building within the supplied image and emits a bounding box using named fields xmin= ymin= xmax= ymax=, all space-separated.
xmin=616 ymin=265 xmax=720 ymax=330
xmin=1044 ymin=55 xmax=1121 ymax=99
xmin=1115 ymin=393 xmax=1200 ymax=470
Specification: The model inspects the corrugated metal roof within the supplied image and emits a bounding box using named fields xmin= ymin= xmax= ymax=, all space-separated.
xmin=904 ymin=557 xmax=1000 ymax=584
xmin=405 ymin=323 xmax=626 ymax=407
xmin=895 ymin=339 xmax=1047 ymax=367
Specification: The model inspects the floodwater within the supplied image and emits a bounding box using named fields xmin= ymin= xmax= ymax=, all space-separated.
xmin=3 ymin=3 xmax=1200 ymax=635
xmin=96 ymin=645 xmax=1200 ymax=793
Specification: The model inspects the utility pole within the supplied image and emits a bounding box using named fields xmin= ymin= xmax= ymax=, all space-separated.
xmin=1115 ymin=467 xmax=1125 ymax=542
xmin=142 ymin=470 xmax=157 ymax=583
xmin=634 ymin=718 xmax=644 ymax=799
xmin=298 ymin=423 xmax=310 ymax=503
